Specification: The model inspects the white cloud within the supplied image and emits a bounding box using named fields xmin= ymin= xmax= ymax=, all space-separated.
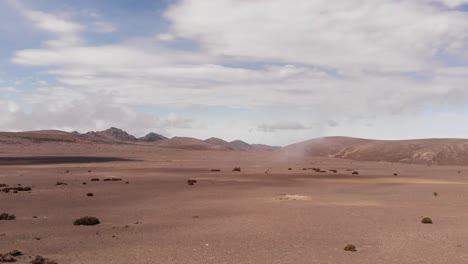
xmin=3 ymin=1 xmax=468 ymax=144
xmin=156 ymin=33 xmax=175 ymax=42
xmin=435 ymin=0 xmax=468 ymax=7
xmin=258 ymin=122 xmax=308 ymax=132
xmin=23 ymin=10 xmax=83 ymax=34
xmin=165 ymin=0 xmax=468 ymax=72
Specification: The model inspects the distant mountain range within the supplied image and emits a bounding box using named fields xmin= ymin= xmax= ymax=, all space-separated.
xmin=4 ymin=128 xmax=468 ymax=165
xmin=73 ymin=127 xmax=167 ymax=143
xmin=70 ymin=127 xmax=279 ymax=151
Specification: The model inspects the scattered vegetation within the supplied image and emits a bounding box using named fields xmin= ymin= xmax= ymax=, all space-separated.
xmin=8 ymin=250 xmax=22 ymax=257
xmin=30 ymin=256 xmax=58 ymax=264
xmin=0 ymin=184 xmax=7 ymax=187
xmin=352 ymin=171 xmax=359 ymax=175
xmin=329 ymin=169 xmax=337 ymax=173
xmin=0 ymin=249 xmax=23 ymax=262
xmin=0 ymin=213 xmax=16 ymax=220
xmin=433 ymin=192 xmax=438 ymax=197
xmin=344 ymin=244 xmax=357 ymax=252
xmin=103 ymin=178 xmax=122 ymax=182
xmin=211 ymin=169 xmax=221 ymax=172
xmin=2 ymin=186 xmax=32 ymax=193
xmin=73 ymin=216 xmax=100 ymax=226
xmin=187 ymin=179 xmax=197 ymax=186
xmin=55 ymin=182 xmax=67 ymax=186
xmin=91 ymin=178 xmax=100 ymax=181
xmin=232 ymin=167 xmax=241 ymax=172
xmin=421 ymin=217 xmax=433 ymax=224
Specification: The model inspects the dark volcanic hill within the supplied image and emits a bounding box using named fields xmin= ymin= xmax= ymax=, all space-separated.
xmin=99 ymin=127 xmax=138 ymax=141
xmin=138 ymin=132 xmax=168 ymax=142
xmin=204 ymin=137 xmax=278 ymax=151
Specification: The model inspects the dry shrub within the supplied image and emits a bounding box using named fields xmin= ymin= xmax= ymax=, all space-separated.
xmin=73 ymin=216 xmax=100 ymax=226
xmin=187 ymin=180 xmax=197 ymax=186
xmin=0 ymin=213 xmax=15 ymax=220
xmin=232 ymin=167 xmax=241 ymax=172
xmin=103 ymin=178 xmax=122 ymax=182
xmin=30 ymin=256 xmax=58 ymax=264
xmin=421 ymin=217 xmax=433 ymax=224
xmin=344 ymin=244 xmax=357 ymax=252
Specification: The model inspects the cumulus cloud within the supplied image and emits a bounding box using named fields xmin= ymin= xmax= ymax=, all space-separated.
xmin=258 ymin=122 xmax=308 ymax=132
xmin=3 ymin=0 xmax=468 ymax=144
xmin=165 ymin=0 xmax=468 ymax=72
xmin=0 ymin=89 xmax=192 ymax=135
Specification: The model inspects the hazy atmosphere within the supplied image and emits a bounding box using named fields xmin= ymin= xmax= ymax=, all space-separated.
xmin=2 ymin=0 xmax=468 ymax=145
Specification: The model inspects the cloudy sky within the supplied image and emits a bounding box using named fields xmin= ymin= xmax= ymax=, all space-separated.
xmin=1 ymin=0 xmax=468 ymax=145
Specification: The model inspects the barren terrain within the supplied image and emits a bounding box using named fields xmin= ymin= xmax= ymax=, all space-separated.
xmin=1 ymin=131 xmax=468 ymax=263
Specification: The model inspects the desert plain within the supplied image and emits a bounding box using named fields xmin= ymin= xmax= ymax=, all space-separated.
xmin=1 ymin=130 xmax=468 ymax=264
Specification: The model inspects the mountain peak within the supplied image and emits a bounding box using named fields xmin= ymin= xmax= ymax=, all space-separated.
xmin=138 ymin=132 xmax=167 ymax=142
xmin=99 ymin=127 xmax=137 ymax=141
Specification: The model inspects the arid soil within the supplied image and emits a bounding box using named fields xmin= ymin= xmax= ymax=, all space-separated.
xmin=1 ymin=137 xmax=468 ymax=263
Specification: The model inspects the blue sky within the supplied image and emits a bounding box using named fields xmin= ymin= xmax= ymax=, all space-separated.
xmin=1 ymin=0 xmax=468 ymax=146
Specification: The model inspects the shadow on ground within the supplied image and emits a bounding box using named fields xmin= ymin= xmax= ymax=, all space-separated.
xmin=0 ymin=156 xmax=136 ymax=165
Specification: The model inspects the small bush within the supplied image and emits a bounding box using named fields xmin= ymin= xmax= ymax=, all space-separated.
xmin=352 ymin=171 xmax=359 ymax=175
xmin=0 ymin=213 xmax=15 ymax=220
xmin=211 ymin=169 xmax=221 ymax=172
xmin=86 ymin=193 xmax=94 ymax=197
xmin=30 ymin=256 xmax=58 ymax=264
xmin=73 ymin=216 xmax=100 ymax=226
xmin=288 ymin=168 xmax=292 ymax=170
xmin=2 ymin=187 xmax=31 ymax=193
xmin=329 ymin=170 xmax=337 ymax=173
xmin=433 ymin=192 xmax=438 ymax=197
xmin=232 ymin=167 xmax=241 ymax=172
xmin=421 ymin=217 xmax=433 ymax=224
xmin=344 ymin=244 xmax=357 ymax=252
xmin=393 ymin=173 xmax=398 ymax=176
xmin=55 ymin=182 xmax=67 ymax=186
xmin=0 ymin=250 xmax=23 ymax=262
xmin=103 ymin=178 xmax=122 ymax=182
xmin=91 ymin=178 xmax=100 ymax=182
xmin=0 ymin=254 xmax=16 ymax=262
xmin=0 ymin=184 xmax=7 ymax=187
xmin=8 ymin=250 xmax=22 ymax=257
xmin=187 ymin=179 xmax=197 ymax=186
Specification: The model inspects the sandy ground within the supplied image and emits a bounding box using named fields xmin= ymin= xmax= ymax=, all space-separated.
xmin=1 ymin=145 xmax=468 ymax=263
